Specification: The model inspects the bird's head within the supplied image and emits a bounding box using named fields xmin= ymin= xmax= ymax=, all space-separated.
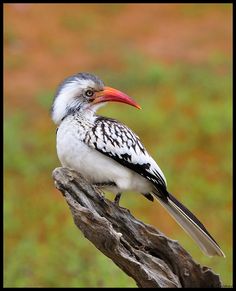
xmin=51 ymin=72 xmax=141 ymax=124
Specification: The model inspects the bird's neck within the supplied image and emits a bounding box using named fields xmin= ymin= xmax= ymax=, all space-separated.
xmin=70 ymin=108 xmax=97 ymax=127
xmin=59 ymin=102 xmax=107 ymax=127
xmin=67 ymin=102 xmax=107 ymax=125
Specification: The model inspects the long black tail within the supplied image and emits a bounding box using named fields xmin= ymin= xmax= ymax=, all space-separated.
xmin=153 ymin=191 xmax=225 ymax=257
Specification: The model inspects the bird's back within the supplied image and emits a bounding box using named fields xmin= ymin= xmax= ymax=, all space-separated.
xmin=85 ymin=115 xmax=168 ymax=192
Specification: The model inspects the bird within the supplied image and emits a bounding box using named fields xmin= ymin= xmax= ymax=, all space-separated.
xmin=51 ymin=72 xmax=225 ymax=258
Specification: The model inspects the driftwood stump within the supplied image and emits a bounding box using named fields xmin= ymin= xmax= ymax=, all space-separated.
xmin=52 ymin=167 xmax=222 ymax=288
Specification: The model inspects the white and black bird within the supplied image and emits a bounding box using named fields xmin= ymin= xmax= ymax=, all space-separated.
xmin=51 ymin=72 xmax=225 ymax=257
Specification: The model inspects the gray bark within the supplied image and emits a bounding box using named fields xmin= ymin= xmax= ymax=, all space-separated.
xmin=52 ymin=167 xmax=222 ymax=288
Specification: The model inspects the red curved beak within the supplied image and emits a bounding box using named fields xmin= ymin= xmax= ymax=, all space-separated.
xmin=92 ymin=86 xmax=141 ymax=109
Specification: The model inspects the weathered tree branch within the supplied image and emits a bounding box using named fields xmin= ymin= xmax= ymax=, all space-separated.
xmin=52 ymin=167 xmax=222 ymax=288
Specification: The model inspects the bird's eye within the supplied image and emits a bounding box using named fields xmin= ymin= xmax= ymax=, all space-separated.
xmin=85 ymin=89 xmax=94 ymax=98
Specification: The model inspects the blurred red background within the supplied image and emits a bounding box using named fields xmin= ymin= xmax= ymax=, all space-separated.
xmin=4 ymin=3 xmax=232 ymax=287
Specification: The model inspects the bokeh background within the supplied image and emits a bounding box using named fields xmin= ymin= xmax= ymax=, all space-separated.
xmin=4 ymin=3 xmax=232 ymax=287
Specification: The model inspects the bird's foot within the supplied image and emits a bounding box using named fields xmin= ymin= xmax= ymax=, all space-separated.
xmin=114 ymin=193 xmax=122 ymax=205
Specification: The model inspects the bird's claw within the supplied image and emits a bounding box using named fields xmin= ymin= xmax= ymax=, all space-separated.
xmin=114 ymin=193 xmax=122 ymax=206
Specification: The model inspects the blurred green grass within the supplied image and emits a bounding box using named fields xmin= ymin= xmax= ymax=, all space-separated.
xmin=4 ymin=55 xmax=232 ymax=287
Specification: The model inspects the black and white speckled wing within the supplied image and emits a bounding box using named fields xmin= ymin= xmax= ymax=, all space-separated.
xmin=83 ymin=116 xmax=167 ymax=193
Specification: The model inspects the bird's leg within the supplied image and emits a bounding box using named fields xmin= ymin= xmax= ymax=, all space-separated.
xmin=114 ymin=193 xmax=122 ymax=205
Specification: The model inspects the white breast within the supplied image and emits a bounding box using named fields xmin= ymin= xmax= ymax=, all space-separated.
xmin=56 ymin=116 xmax=153 ymax=194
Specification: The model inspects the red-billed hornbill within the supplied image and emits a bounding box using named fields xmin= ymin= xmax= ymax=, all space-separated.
xmin=51 ymin=72 xmax=225 ymax=257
